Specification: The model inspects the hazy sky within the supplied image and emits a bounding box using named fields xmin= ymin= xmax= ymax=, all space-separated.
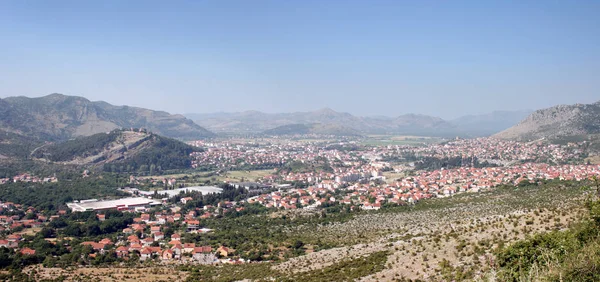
xmin=1 ymin=1 xmax=599 ymax=119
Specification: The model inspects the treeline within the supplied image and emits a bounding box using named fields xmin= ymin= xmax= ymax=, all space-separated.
xmin=414 ymin=156 xmax=498 ymax=171
xmin=53 ymin=210 xmax=135 ymax=238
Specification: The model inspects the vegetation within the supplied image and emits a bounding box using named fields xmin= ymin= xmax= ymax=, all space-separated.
xmin=0 ymin=173 xmax=127 ymax=212
xmin=494 ymin=181 xmax=600 ymax=281
xmin=182 ymin=250 xmax=389 ymax=281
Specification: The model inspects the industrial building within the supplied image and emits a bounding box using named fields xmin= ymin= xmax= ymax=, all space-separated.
xmin=67 ymin=197 xmax=162 ymax=212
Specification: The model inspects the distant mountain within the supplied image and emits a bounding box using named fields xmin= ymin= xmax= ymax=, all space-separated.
xmin=188 ymin=108 xmax=458 ymax=136
xmin=494 ymin=101 xmax=600 ymax=141
xmin=451 ymin=110 xmax=533 ymax=136
xmin=262 ymin=123 xmax=361 ymax=136
xmin=0 ymin=93 xmax=215 ymax=141
xmin=32 ymin=129 xmax=200 ymax=172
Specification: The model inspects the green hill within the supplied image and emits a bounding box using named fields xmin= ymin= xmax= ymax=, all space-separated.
xmin=32 ymin=129 xmax=202 ymax=173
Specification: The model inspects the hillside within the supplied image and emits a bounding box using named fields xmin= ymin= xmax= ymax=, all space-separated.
xmin=189 ymin=108 xmax=458 ymax=136
xmin=494 ymin=101 xmax=600 ymax=141
xmin=32 ymin=129 xmax=201 ymax=173
xmin=0 ymin=93 xmax=214 ymax=141
xmin=0 ymin=130 xmax=43 ymax=159
xmin=262 ymin=123 xmax=361 ymax=136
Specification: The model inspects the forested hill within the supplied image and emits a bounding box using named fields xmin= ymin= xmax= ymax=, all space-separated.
xmin=32 ymin=129 xmax=202 ymax=173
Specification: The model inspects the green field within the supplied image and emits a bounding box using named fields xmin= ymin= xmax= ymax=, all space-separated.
xmin=361 ymin=135 xmax=443 ymax=146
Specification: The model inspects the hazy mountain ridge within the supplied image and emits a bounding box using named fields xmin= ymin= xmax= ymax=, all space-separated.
xmin=188 ymin=108 xmax=530 ymax=137
xmin=190 ymin=108 xmax=457 ymax=136
xmin=0 ymin=93 xmax=215 ymax=141
xmin=494 ymin=101 xmax=600 ymax=141
xmin=451 ymin=110 xmax=533 ymax=136
xmin=262 ymin=123 xmax=362 ymax=136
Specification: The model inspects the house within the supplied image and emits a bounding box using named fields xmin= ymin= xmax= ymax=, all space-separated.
xmin=216 ymin=246 xmax=233 ymax=257
xmin=154 ymin=232 xmax=164 ymax=241
xmin=171 ymin=244 xmax=183 ymax=258
xmin=193 ymin=247 xmax=216 ymax=264
xmin=7 ymin=234 xmax=21 ymax=243
xmin=150 ymin=226 xmax=161 ymax=234
xmin=116 ymin=246 xmax=129 ymax=258
xmin=20 ymin=247 xmax=36 ymax=256
xmin=129 ymin=243 xmax=143 ymax=253
xmin=99 ymin=238 xmax=113 ymax=245
xmin=181 ymin=197 xmax=193 ymax=204
xmin=186 ymin=220 xmax=200 ymax=231
xmin=81 ymin=242 xmax=106 ymax=253
xmin=162 ymin=249 xmax=174 ymax=260
xmin=140 ymin=248 xmax=152 ymax=260
xmin=171 ymin=234 xmax=181 ymax=241
xmin=142 ymin=237 xmax=154 ymax=246
xmin=97 ymin=214 xmax=106 ymax=221
xmin=183 ymin=243 xmax=196 ymax=254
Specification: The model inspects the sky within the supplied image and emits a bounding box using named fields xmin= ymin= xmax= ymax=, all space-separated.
xmin=0 ymin=1 xmax=599 ymax=119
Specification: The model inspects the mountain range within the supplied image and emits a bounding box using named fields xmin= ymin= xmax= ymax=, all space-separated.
xmin=494 ymin=100 xmax=600 ymax=141
xmin=186 ymin=108 xmax=531 ymax=137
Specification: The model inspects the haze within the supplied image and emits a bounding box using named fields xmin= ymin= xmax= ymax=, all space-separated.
xmin=1 ymin=1 xmax=599 ymax=119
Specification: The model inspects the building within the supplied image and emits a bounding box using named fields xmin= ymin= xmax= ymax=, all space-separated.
xmin=66 ymin=197 xmax=162 ymax=212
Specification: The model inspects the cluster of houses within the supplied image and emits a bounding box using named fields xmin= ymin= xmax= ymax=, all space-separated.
xmin=0 ymin=201 xmax=70 ymax=256
xmin=82 ymin=211 xmax=238 ymax=264
xmin=379 ymin=137 xmax=585 ymax=164
xmin=246 ymin=163 xmax=600 ymax=211
xmin=0 ymin=174 xmax=58 ymax=185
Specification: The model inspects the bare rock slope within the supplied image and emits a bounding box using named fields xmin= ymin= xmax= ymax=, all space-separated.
xmin=494 ymin=101 xmax=600 ymax=141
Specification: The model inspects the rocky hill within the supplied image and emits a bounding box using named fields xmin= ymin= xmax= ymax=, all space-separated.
xmin=0 ymin=93 xmax=214 ymax=141
xmin=32 ymin=129 xmax=201 ymax=172
xmin=494 ymin=101 xmax=600 ymax=141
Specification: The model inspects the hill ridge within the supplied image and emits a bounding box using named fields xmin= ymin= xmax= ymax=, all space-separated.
xmin=494 ymin=100 xmax=600 ymax=140
xmin=0 ymin=93 xmax=215 ymax=141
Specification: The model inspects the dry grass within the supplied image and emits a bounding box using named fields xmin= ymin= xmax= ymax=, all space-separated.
xmin=23 ymin=265 xmax=188 ymax=282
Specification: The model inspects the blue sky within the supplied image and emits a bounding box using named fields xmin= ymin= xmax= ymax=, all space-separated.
xmin=0 ymin=1 xmax=599 ymax=119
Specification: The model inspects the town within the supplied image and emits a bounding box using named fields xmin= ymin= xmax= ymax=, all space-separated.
xmin=1 ymin=135 xmax=599 ymax=269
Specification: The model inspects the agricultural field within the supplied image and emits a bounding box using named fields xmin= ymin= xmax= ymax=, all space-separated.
xmin=138 ymin=169 xmax=274 ymax=186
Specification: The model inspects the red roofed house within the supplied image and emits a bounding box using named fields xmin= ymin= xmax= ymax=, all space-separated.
xmin=20 ymin=248 xmax=36 ymax=256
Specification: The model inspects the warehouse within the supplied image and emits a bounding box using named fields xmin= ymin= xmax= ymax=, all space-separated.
xmin=67 ymin=197 xmax=162 ymax=212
